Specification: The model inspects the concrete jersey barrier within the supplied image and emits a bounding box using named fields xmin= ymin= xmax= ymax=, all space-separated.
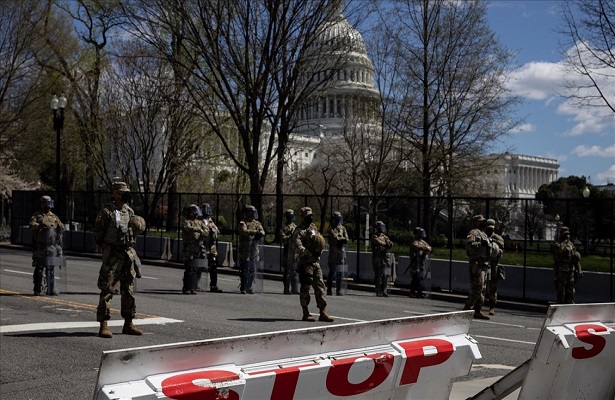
xmin=93 ymin=311 xmax=481 ymax=399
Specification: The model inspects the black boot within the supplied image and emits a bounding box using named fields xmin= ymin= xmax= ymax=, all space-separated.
xmin=46 ymin=266 xmax=58 ymax=295
xmin=33 ymin=266 xmax=43 ymax=295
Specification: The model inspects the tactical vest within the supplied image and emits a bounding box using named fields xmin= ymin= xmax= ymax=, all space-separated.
xmin=102 ymin=204 xmax=134 ymax=249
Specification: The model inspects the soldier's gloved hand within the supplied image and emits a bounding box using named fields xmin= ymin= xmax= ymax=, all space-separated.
xmin=481 ymin=239 xmax=490 ymax=247
xmin=254 ymin=231 xmax=262 ymax=240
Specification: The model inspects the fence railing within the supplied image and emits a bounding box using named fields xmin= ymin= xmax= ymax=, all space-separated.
xmin=9 ymin=190 xmax=614 ymax=301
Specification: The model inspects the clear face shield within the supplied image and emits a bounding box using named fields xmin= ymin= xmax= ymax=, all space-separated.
xmin=184 ymin=205 xmax=202 ymax=219
xmin=332 ymin=214 xmax=343 ymax=226
xmin=41 ymin=199 xmax=55 ymax=210
xmin=285 ymin=212 xmax=295 ymax=222
xmin=245 ymin=208 xmax=258 ymax=220
xmin=376 ymin=222 xmax=386 ymax=234
xmin=201 ymin=204 xmax=212 ymax=218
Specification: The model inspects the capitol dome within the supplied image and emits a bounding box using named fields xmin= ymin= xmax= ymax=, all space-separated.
xmin=312 ymin=13 xmax=367 ymax=55
xmin=288 ymin=7 xmax=381 ymax=171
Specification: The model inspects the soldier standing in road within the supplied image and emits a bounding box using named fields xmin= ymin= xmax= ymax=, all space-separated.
xmin=201 ymin=203 xmax=223 ymax=293
xmin=238 ymin=205 xmax=265 ymax=294
xmin=371 ymin=221 xmax=394 ymax=297
xmin=463 ymin=215 xmax=492 ymax=320
xmin=181 ymin=204 xmax=208 ymax=294
xmin=29 ymin=195 xmax=64 ymax=296
xmin=327 ymin=211 xmax=349 ymax=296
xmin=408 ymin=227 xmax=431 ymax=299
xmin=280 ymin=209 xmax=298 ymax=294
xmin=485 ymin=219 xmax=504 ymax=315
xmin=94 ymin=182 xmax=146 ymax=338
xmin=293 ymin=207 xmax=334 ymax=322
xmin=552 ymin=226 xmax=582 ymax=304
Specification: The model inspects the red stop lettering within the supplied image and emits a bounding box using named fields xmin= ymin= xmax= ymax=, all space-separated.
xmin=572 ymin=323 xmax=607 ymax=359
xmin=249 ymin=363 xmax=314 ymax=400
xmin=161 ymin=370 xmax=241 ymax=400
xmin=397 ymin=339 xmax=454 ymax=385
xmin=326 ymin=353 xmax=394 ymax=396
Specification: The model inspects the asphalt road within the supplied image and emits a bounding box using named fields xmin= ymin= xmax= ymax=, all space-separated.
xmin=0 ymin=248 xmax=544 ymax=400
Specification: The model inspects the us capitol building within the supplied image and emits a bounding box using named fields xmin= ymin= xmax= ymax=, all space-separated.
xmin=284 ymin=10 xmax=559 ymax=199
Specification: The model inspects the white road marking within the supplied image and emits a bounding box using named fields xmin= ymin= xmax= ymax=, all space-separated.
xmin=404 ymin=310 xmax=540 ymax=331
xmin=473 ymin=319 xmax=541 ymax=330
xmin=4 ymin=269 xmax=35 ymax=276
xmin=474 ymin=335 xmax=535 ymax=345
xmin=4 ymin=269 xmax=61 ymax=279
xmin=0 ymin=317 xmax=182 ymax=334
xmin=139 ymin=276 xmax=158 ymax=280
xmin=472 ymin=364 xmax=516 ymax=371
xmin=330 ymin=316 xmax=367 ymax=322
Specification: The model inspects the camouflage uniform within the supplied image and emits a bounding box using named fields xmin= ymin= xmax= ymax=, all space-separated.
xmin=94 ymin=182 xmax=146 ymax=337
xmin=326 ymin=212 xmax=349 ymax=296
xmin=293 ymin=207 xmax=333 ymax=322
xmin=409 ymin=227 xmax=431 ymax=298
xmin=238 ymin=206 xmax=265 ymax=294
xmin=485 ymin=219 xmax=505 ymax=314
xmin=280 ymin=209 xmax=297 ymax=294
xmin=552 ymin=227 xmax=582 ymax=304
xmin=29 ymin=196 xmax=64 ymax=295
xmin=182 ymin=206 xmax=208 ymax=294
xmin=202 ymin=205 xmax=222 ymax=292
xmin=371 ymin=222 xmax=394 ymax=297
xmin=464 ymin=215 xmax=491 ymax=319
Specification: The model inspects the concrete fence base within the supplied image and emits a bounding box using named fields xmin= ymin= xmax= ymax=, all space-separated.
xmin=13 ymin=228 xmax=614 ymax=304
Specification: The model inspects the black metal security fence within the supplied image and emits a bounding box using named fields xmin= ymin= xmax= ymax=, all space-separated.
xmin=10 ymin=190 xmax=614 ymax=301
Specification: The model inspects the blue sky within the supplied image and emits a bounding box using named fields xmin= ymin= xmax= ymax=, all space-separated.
xmin=486 ymin=1 xmax=615 ymax=185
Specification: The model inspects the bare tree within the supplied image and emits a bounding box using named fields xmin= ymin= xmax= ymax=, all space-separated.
xmin=35 ymin=0 xmax=126 ymax=196
xmin=125 ymin=0 xmax=346 ymax=220
xmin=560 ymin=0 xmax=615 ymax=114
xmin=369 ymin=0 xmax=521 ymax=236
xmin=104 ymin=39 xmax=213 ymax=223
xmin=0 ymin=0 xmax=50 ymax=188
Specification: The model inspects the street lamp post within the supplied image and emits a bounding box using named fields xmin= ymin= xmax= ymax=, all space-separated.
xmin=50 ymin=94 xmax=67 ymax=191
xmin=582 ymin=185 xmax=590 ymax=255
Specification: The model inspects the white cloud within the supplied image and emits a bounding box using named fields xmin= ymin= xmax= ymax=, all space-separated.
xmin=572 ymin=144 xmax=615 ymax=158
xmin=558 ymin=101 xmax=615 ymax=136
xmin=545 ymin=152 xmax=568 ymax=163
xmin=508 ymin=52 xmax=615 ymax=137
xmin=597 ymin=164 xmax=615 ymax=183
xmin=508 ymin=61 xmax=565 ymax=100
xmin=510 ymin=123 xmax=536 ymax=133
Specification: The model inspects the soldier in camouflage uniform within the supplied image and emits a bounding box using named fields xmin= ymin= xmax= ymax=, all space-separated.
xmin=238 ymin=205 xmax=265 ymax=294
xmin=293 ymin=207 xmax=334 ymax=322
xmin=280 ymin=209 xmax=298 ymax=294
xmin=485 ymin=219 xmax=505 ymax=315
xmin=181 ymin=204 xmax=208 ymax=294
xmin=94 ymin=182 xmax=146 ymax=338
xmin=29 ymin=195 xmax=64 ymax=296
xmin=552 ymin=226 xmax=582 ymax=304
xmin=409 ymin=227 xmax=431 ymax=299
xmin=201 ymin=203 xmax=223 ymax=293
xmin=327 ymin=211 xmax=349 ymax=296
xmin=371 ymin=221 xmax=394 ymax=297
xmin=463 ymin=215 xmax=492 ymax=320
